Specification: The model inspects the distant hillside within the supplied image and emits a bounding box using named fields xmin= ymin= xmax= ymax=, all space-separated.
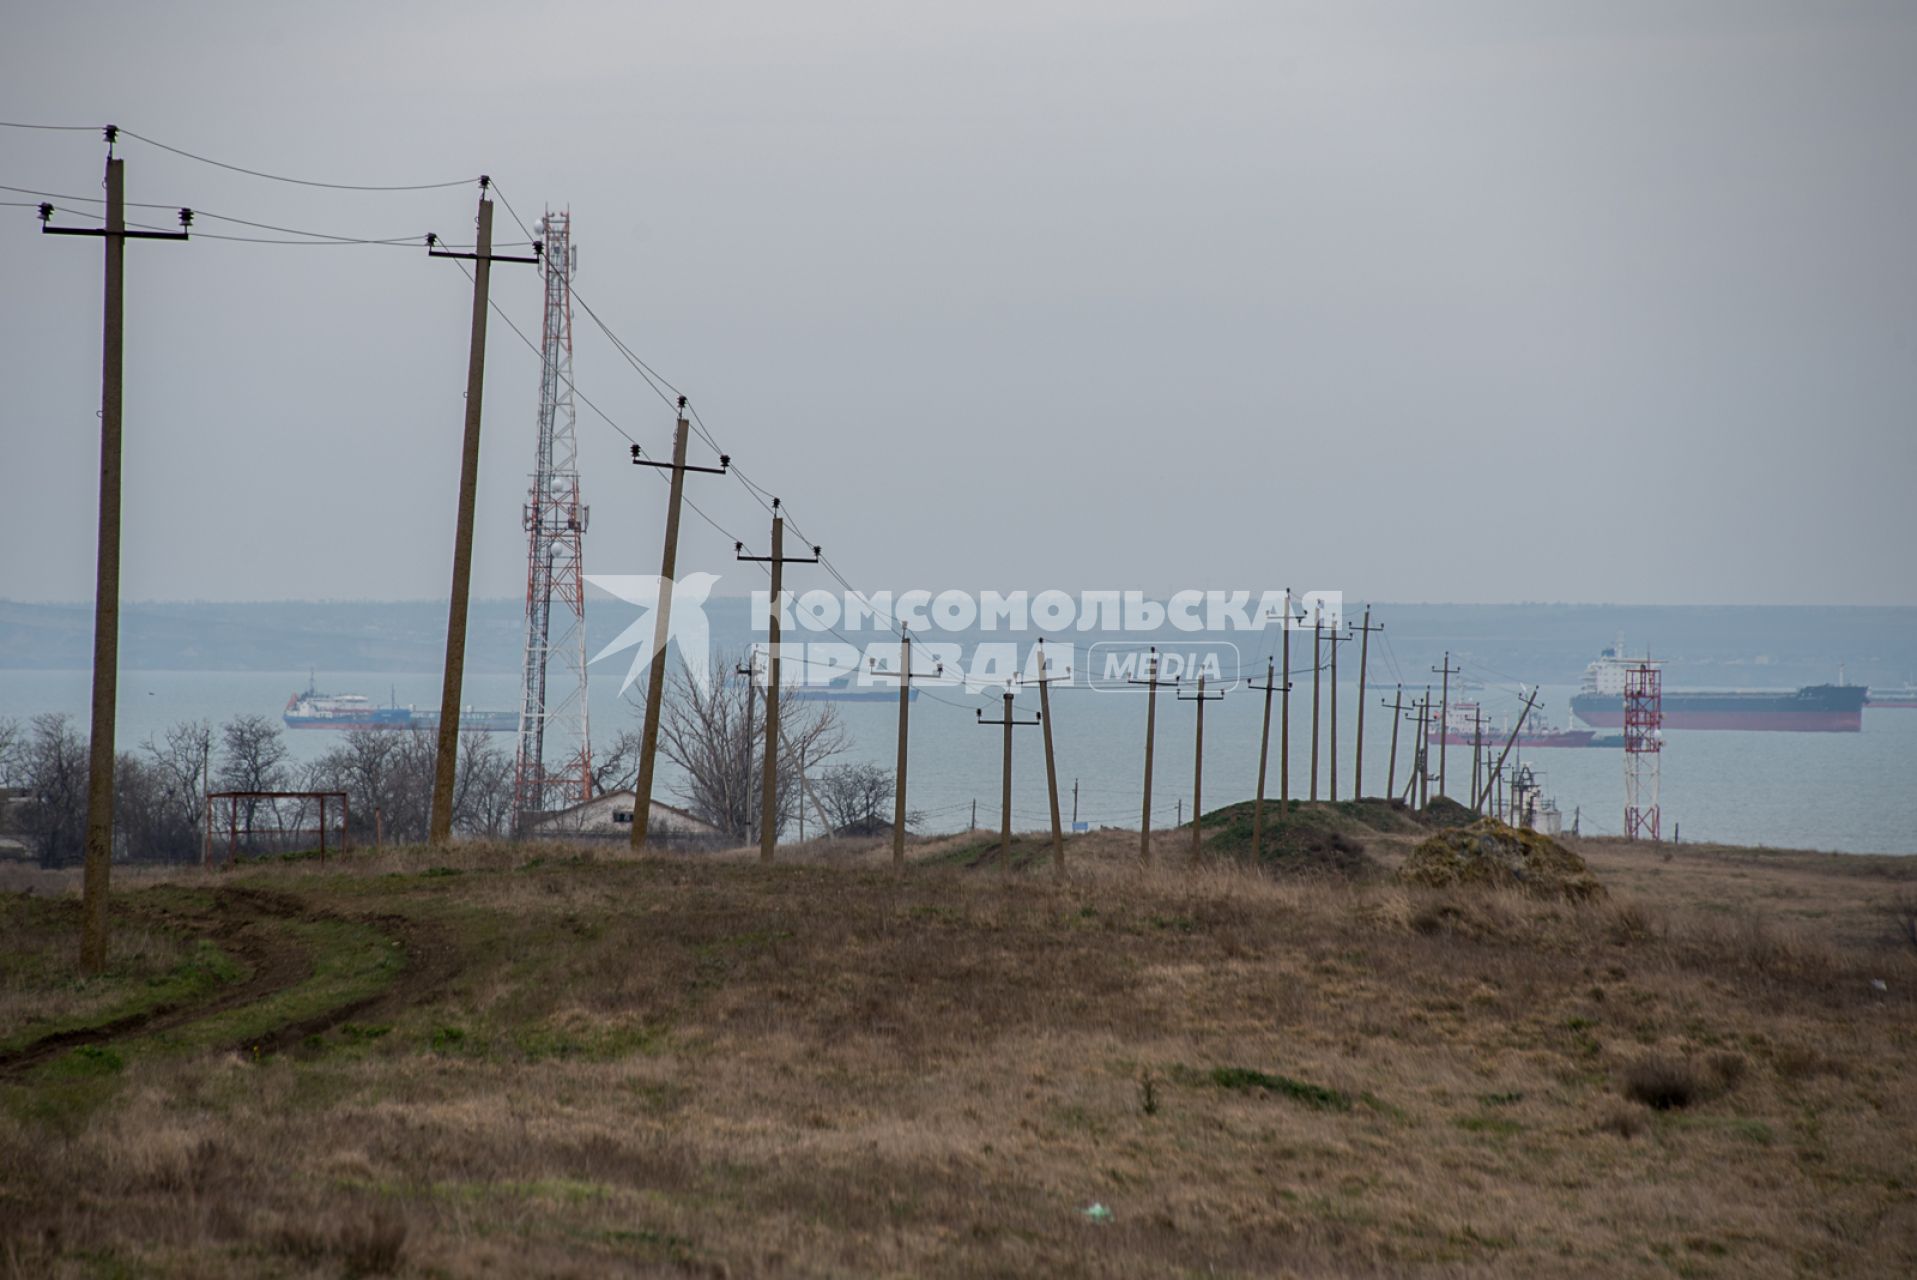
xmin=2 ymin=599 xmax=1912 ymax=687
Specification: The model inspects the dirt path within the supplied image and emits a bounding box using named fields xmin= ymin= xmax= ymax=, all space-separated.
xmin=0 ymin=885 xmax=454 ymax=1074
xmin=239 ymin=908 xmax=462 ymax=1057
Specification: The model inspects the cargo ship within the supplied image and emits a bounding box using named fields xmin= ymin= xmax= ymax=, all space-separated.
xmin=1866 ymin=683 xmax=1917 ymax=709
xmin=1567 ymin=641 xmax=1866 ymax=732
xmin=1427 ymin=701 xmax=1597 ymax=748
xmin=283 ymin=679 xmax=519 ymax=732
xmin=785 ymin=677 xmax=920 ymax=704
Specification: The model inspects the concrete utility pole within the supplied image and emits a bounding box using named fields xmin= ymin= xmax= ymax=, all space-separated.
xmin=1310 ymin=605 xmax=1324 ymax=802
xmin=1177 ymin=673 xmax=1225 ymax=862
xmin=628 ymin=405 xmax=729 ymax=851
xmin=1383 ymin=685 xmax=1404 ymax=802
xmin=1470 ymin=707 xmax=1487 ymax=815
xmin=1407 ymin=687 xmax=1432 ymax=807
xmin=1029 ymin=638 xmax=1069 ymax=879
xmin=736 ymin=501 xmax=820 ymax=861
xmin=426 ymin=180 xmax=541 ymax=847
xmin=1431 ymin=652 xmax=1461 ymax=800
xmin=1350 ymin=608 xmax=1383 ymax=798
xmin=976 ymin=684 xmax=1040 ymax=867
xmin=1419 ymin=687 xmax=1434 ymax=808
xmin=1248 ymin=656 xmax=1289 ymax=857
xmin=1327 ymin=624 xmax=1352 ymax=802
xmin=1127 ymin=647 xmax=1170 ymax=862
xmin=1280 ymin=593 xmax=1295 ymax=806
xmin=1475 ymin=686 xmax=1542 ymax=813
xmin=736 ymin=651 xmax=759 ymax=844
xmin=870 ymin=636 xmax=940 ymax=868
xmin=39 ymin=133 xmax=190 ymax=973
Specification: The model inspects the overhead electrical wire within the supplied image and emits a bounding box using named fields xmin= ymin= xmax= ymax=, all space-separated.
xmin=116 ymin=127 xmax=478 ymax=191
xmin=0 ymin=120 xmax=100 ymax=132
xmin=16 ymin=131 xmax=956 ymax=706
xmin=438 ymin=252 xmax=750 ymax=556
xmin=3 ymin=180 xmax=530 ymax=248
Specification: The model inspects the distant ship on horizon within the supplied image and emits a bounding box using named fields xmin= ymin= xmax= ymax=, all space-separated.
xmin=1865 ymin=683 xmax=1917 ymax=709
xmin=1567 ymin=640 xmax=1866 ymax=733
xmin=282 ymin=677 xmax=518 ymax=733
xmin=1427 ymin=700 xmax=1597 ymax=748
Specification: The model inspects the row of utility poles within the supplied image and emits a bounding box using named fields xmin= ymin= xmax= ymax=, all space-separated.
xmin=43 ymin=157 xmax=550 ymax=971
xmin=38 ymin=141 xmax=1548 ymax=979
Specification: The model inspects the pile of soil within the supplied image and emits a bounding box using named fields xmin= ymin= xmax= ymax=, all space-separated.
xmin=1195 ymin=801 xmax=1376 ymax=878
xmin=1398 ymin=818 xmax=1606 ymax=901
xmin=1262 ymin=824 xmax=1373 ymax=878
xmin=1419 ymin=796 xmax=1477 ymax=828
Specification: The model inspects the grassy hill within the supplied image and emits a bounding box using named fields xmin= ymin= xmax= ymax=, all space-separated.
xmin=3 ymin=816 xmax=1915 ymax=1277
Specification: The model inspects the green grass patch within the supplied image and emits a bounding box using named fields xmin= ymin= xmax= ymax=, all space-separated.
xmin=430 ymin=1025 xmax=473 ymax=1055
xmin=0 ymin=938 xmax=246 ymax=1056
xmin=925 ymin=834 xmax=1057 ymax=871
xmin=1455 ymin=1113 xmax=1524 ymax=1137
xmin=513 ymin=1020 xmax=669 ymax=1062
xmin=47 ymin=1044 xmax=125 ymax=1079
xmin=130 ymin=916 xmax=403 ymax=1060
xmin=1204 ymin=1065 xmax=1354 ymax=1111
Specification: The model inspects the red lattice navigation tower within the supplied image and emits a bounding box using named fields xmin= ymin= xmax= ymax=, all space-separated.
xmin=512 ymin=210 xmax=592 ymax=826
xmin=1622 ymin=661 xmax=1662 ymax=841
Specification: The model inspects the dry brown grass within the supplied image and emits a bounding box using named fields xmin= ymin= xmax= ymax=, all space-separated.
xmin=2 ymin=817 xmax=1915 ymax=1277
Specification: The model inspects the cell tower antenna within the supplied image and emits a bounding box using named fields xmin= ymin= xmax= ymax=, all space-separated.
xmin=512 ymin=209 xmax=592 ymax=828
xmin=1622 ymin=659 xmax=1662 ymax=841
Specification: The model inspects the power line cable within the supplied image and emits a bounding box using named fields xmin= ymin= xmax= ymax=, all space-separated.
xmin=1 ymin=180 xmax=175 ymax=210
xmin=117 ymin=128 xmax=478 ymax=191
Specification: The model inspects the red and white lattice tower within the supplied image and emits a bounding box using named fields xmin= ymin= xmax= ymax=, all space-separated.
xmin=512 ymin=210 xmax=592 ymax=826
xmin=1622 ymin=661 xmax=1662 ymax=841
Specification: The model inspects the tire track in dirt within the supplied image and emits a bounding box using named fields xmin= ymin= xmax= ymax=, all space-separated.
xmin=0 ymin=886 xmax=458 ymax=1074
xmin=238 ymin=909 xmax=462 ymax=1057
xmin=0 ymin=887 xmax=315 ymax=1076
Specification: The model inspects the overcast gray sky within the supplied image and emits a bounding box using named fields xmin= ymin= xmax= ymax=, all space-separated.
xmin=3 ymin=0 xmax=1913 ymax=607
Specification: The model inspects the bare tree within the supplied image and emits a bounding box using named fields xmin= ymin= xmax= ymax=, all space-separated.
xmin=143 ymin=719 xmax=212 ymax=857
xmin=655 ymin=656 xmax=848 ymax=841
xmin=454 ymin=730 xmax=515 ymax=838
xmin=0 ymin=715 xmax=20 ymax=786
xmin=310 ymin=727 xmax=408 ymax=844
xmin=589 ymin=728 xmax=644 ymax=797
xmin=16 ymin=713 xmax=88 ymax=867
xmin=218 ymin=714 xmax=291 ymax=837
xmin=815 ymin=762 xmax=920 ymax=837
xmin=309 ymin=726 xmax=513 ymax=845
xmin=114 ymin=750 xmax=202 ymax=862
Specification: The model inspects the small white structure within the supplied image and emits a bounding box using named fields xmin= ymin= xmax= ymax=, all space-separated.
xmin=527 ymin=790 xmax=726 ymax=847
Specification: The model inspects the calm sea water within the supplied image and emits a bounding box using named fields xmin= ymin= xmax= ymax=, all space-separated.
xmin=3 ymin=667 xmax=1914 ymax=854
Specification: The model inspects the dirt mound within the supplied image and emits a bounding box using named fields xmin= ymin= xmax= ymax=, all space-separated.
xmin=1262 ymin=824 xmax=1373 ymax=878
xmin=1196 ymin=802 xmax=1376 ymax=878
xmin=1398 ymin=818 xmax=1606 ymax=901
xmin=1419 ymin=796 xmax=1477 ymax=828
